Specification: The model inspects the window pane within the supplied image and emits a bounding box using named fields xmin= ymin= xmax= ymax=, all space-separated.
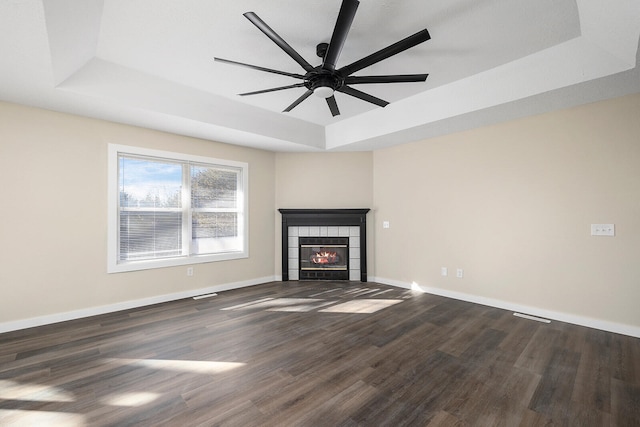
xmin=120 ymin=157 xmax=182 ymax=208
xmin=119 ymin=211 xmax=182 ymax=260
xmin=119 ymin=156 xmax=183 ymax=261
xmin=192 ymin=212 xmax=240 ymax=254
xmin=191 ymin=166 xmax=238 ymax=209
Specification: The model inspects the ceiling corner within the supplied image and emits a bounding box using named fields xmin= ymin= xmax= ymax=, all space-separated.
xmin=43 ymin=0 xmax=104 ymax=86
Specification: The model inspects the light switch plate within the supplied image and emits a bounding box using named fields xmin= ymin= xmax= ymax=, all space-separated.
xmin=591 ymin=224 xmax=615 ymax=236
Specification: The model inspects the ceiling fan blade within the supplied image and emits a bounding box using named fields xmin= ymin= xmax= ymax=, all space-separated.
xmin=322 ymin=0 xmax=359 ymax=71
xmin=338 ymin=29 xmax=431 ymax=77
xmin=283 ymin=89 xmax=313 ymax=112
xmin=345 ymin=74 xmax=428 ymax=84
xmin=337 ymin=86 xmax=389 ymax=108
xmin=244 ymin=12 xmax=314 ymax=72
xmin=240 ymin=83 xmax=307 ymax=96
xmin=326 ymin=95 xmax=340 ymax=116
xmin=214 ymin=58 xmax=305 ymax=79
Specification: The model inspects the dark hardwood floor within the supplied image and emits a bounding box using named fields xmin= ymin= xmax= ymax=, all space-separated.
xmin=1 ymin=281 xmax=639 ymax=426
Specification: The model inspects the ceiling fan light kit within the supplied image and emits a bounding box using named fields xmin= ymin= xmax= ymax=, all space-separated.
xmin=214 ymin=0 xmax=430 ymax=117
xmin=313 ymin=86 xmax=335 ymax=99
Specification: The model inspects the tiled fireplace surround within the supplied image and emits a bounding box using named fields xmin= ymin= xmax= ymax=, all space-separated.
xmin=279 ymin=209 xmax=369 ymax=282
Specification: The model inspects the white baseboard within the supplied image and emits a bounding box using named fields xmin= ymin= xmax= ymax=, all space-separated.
xmin=370 ymin=276 xmax=640 ymax=339
xmin=5 ymin=275 xmax=638 ymax=339
xmin=0 ymin=276 xmax=276 ymax=334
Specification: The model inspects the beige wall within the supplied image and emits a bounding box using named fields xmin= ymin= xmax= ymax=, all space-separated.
xmin=373 ymin=93 xmax=640 ymax=329
xmin=274 ymin=152 xmax=374 ymax=277
xmin=2 ymin=93 xmax=640 ymax=333
xmin=275 ymin=152 xmax=374 ymax=209
xmin=0 ymin=102 xmax=275 ymax=325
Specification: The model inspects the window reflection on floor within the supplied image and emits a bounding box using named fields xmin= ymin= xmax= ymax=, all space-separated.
xmin=99 ymin=392 xmax=160 ymax=407
xmin=0 ymin=410 xmax=85 ymax=426
xmin=108 ymin=358 xmax=246 ymax=374
xmin=0 ymin=380 xmax=75 ymax=403
xmin=319 ymin=299 xmax=403 ymax=314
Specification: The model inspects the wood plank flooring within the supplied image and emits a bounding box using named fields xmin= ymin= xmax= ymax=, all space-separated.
xmin=1 ymin=281 xmax=639 ymax=426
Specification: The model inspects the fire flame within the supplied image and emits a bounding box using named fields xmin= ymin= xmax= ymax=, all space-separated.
xmin=312 ymin=251 xmax=338 ymax=264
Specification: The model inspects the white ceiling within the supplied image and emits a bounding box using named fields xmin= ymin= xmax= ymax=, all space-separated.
xmin=1 ymin=0 xmax=639 ymax=152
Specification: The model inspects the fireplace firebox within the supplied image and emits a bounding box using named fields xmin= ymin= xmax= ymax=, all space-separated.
xmin=299 ymin=237 xmax=349 ymax=280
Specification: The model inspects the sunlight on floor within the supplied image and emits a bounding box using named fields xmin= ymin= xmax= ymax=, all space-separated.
xmin=0 ymin=379 xmax=75 ymax=403
xmin=99 ymin=391 xmax=160 ymax=407
xmin=227 ymin=298 xmax=327 ymax=312
xmin=221 ymin=295 xmax=407 ymax=314
xmin=320 ymin=299 xmax=403 ymax=314
xmin=411 ymin=282 xmax=428 ymax=293
xmin=0 ymin=409 xmax=85 ymax=426
xmin=221 ymin=297 xmax=275 ymax=310
xmin=108 ymin=358 xmax=246 ymax=374
xmin=262 ymin=298 xmax=336 ymax=312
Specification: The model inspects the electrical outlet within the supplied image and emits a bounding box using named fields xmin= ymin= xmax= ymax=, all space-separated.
xmin=383 ymin=221 xmax=390 ymax=229
xmin=591 ymin=224 xmax=615 ymax=236
xmin=187 ymin=267 xmax=194 ymax=276
xmin=441 ymin=267 xmax=448 ymax=277
xmin=456 ymin=268 xmax=464 ymax=278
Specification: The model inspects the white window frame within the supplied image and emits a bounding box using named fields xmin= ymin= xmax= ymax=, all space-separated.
xmin=108 ymin=144 xmax=249 ymax=273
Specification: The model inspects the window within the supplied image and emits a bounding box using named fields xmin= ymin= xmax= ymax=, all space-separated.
xmin=108 ymin=144 xmax=248 ymax=273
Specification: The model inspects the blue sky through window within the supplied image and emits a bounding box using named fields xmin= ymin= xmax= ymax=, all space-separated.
xmin=119 ymin=157 xmax=182 ymax=207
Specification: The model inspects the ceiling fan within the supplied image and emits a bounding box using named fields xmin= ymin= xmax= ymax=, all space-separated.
xmin=214 ymin=0 xmax=431 ymax=117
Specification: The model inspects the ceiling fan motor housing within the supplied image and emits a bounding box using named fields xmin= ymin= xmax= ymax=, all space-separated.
xmin=307 ymin=70 xmax=343 ymax=96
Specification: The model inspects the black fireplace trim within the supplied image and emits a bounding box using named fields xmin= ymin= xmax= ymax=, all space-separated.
xmin=279 ymin=208 xmax=370 ymax=282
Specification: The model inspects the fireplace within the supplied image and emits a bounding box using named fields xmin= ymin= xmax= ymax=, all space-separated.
xmin=279 ymin=209 xmax=369 ymax=282
xmin=299 ymin=237 xmax=349 ymax=280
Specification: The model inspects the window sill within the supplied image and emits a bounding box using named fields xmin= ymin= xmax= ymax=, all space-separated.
xmin=107 ymin=250 xmax=249 ymax=273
